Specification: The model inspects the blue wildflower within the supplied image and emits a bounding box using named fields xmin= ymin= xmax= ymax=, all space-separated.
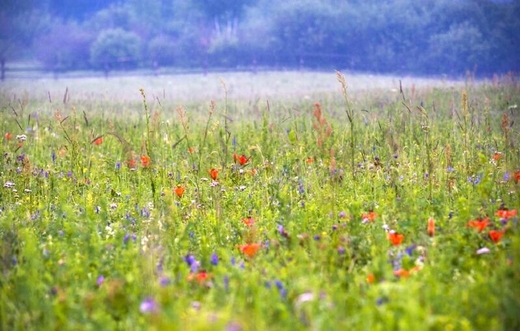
xmin=210 ymin=253 xmax=219 ymax=266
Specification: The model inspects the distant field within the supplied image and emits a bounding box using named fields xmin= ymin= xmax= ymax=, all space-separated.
xmin=1 ymin=70 xmax=465 ymax=104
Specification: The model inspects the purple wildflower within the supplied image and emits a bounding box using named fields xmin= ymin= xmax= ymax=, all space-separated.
xmin=224 ymin=275 xmax=229 ymax=290
xmin=405 ymin=244 xmax=416 ymax=256
xmin=184 ymin=254 xmax=199 ymax=272
xmin=139 ymin=297 xmax=158 ymax=314
xmin=123 ymin=233 xmax=136 ymax=244
xmin=159 ymin=276 xmax=171 ymax=287
xmin=210 ymin=253 xmax=219 ymax=266
xmin=468 ymin=174 xmax=482 ymax=185
xmin=503 ymin=172 xmax=510 ymax=181
xmin=184 ymin=254 xmax=196 ymax=266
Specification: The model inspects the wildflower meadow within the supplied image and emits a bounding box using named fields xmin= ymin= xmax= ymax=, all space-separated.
xmin=1 ymin=71 xmax=519 ymax=330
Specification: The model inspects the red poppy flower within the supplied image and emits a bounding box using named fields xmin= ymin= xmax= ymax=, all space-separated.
xmin=209 ymin=168 xmax=219 ymax=180
xmin=306 ymin=157 xmax=314 ymax=164
xmin=489 ymin=230 xmax=505 ymax=243
xmin=467 ymin=218 xmax=490 ymax=232
xmin=188 ymin=147 xmax=195 ymax=153
xmin=393 ymin=268 xmax=411 ymax=278
xmin=242 ymin=217 xmax=255 ymax=227
xmin=388 ymin=231 xmax=404 ymax=246
xmin=496 ymin=209 xmax=517 ymax=219
xmin=394 ymin=266 xmax=420 ymax=278
xmin=92 ymin=136 xmax=103 ymax=145
xmin=127 ymin=158 xmax=137 ymax=168
xmin=174 ymin=185 xmax=185 ymax=198
xmin=515 ymin=171 xmax=520 ymax=184
xmin=4 ymin=132 xmax=12 ymax=140
xmin=427 ymin=217 xmax=435 ymax=237
xmin=493 ymin=152 xmax=501 ymax=161
xmin=234 ymin=154 xmax=250 ymax=166
xmin=140 ymin=155 xmax=151 ymax=167
xmin=361 ymin=211 xmax=377 ymax=223
xmin=187 ymin=271 xmax=211 ymax=284
xmin=238 ymin=243 xmax=261 ymax=258
xmin=366 ymin=273 xmax=375 ymax=284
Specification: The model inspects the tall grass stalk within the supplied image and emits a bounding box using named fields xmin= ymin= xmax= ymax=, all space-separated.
xmin=336 ymin=71 xmax=356 ymax=189
xmin=460 ymin=89 xmax=470 ymax=173
xmin=219 ymin=78 xmax=231 ymax=174
xmin=140 ymin=88 xmax=157 ymax=203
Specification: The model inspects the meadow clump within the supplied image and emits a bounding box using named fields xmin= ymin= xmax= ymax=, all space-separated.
xmin=0 ymin=73 xmax=519 ymax=330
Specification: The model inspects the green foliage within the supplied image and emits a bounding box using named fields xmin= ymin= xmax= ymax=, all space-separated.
xmin=426 ymin=22 xmax=490 ymax=74
xmin=89 ymin=28 xmax=142 ymax=69
xmin=3 ymin=0 xmax=519 ymax=74
xmin=147 ymin=35 xmax=178 ymax=66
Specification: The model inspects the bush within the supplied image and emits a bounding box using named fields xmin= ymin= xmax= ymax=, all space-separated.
xmin=90 ymin=28 xmax=142 ymax=70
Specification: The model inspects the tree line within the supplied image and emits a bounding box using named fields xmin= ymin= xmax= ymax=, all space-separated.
xmin=1 ymin=0 xmax=519 ymax=76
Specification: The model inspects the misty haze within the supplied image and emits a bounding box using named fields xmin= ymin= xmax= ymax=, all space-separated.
xmin=1 ymin=0 xmax=518 ymax=81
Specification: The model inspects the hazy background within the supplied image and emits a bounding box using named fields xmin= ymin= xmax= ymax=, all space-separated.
xmin=1 ymin=0 xmax=519 ymax=78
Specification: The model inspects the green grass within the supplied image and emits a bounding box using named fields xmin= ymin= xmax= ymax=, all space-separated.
xmin=0 ymin=71 xmax=519 ymax=330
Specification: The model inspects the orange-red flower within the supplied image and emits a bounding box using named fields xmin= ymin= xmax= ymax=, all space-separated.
xmin=234 ymin=154 xmax=250 ymax=166
xmin=393 ymin=268 xmax=411 ymax=278
xmin=515 ymin=171 xmax=520 ymax=184
xmin=4 ymin=132 xmax=12 ymax=140
xmin=238 ymin=243 xmax=261 ymax=258
xmin=127 ymin=158 xmax=137 ymax=168
xmin=188 ymin=147 xmax=195 ymax=153
xmin=361 ymin=211 xmax=377 ymax=223
xmin=489 ymin=230 xmax=505 ymax=243
xmin=388 ymin=231 xmax=404 ymax=246
xmin=427 ymin=217 xmax=435 ymax=237
xmin=493 ymin=152 xmax=502 ymax=161
xmin=92 ymin=136 xmax=103 ymax=145
xmin=187 ymin=271 xmax=211 ymax=284
xmin=140 ymin=155 xmax=151 ymax=167
xmin=209 ymin=168 xmax=219 ymax=180
xmin=467 ymin=218 xmax=490 ymax=232
xmin=306 ymin=157 xmax=314 ymax=164
xmin=394 ymin=266 xmax=420 ymax=278
xmin=242 ymin=217 xmax=255 ymax=227
xmin=366 ymin=273 xmax=375 ymax=284
xmin=174 ymin=185 xmax=185 ymax=198
xmin=496 ymin=209 xmax=517 ymax=219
